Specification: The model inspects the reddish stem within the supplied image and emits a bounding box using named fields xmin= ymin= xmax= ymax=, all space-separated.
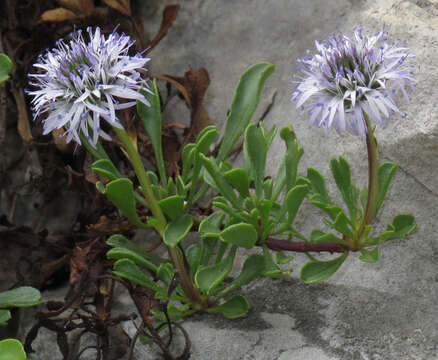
xmin=265 ymin=238 xmax=355 ymax=253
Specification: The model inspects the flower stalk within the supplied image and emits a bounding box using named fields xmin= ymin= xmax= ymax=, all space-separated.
xmin=113 ymin=126 xmax=204 ymax=305
xmin=355 ymin=112 xmax=379 ymax=246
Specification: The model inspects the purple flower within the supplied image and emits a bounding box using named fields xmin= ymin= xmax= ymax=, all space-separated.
xmin=291 ymin=29 xmax=414 ymax=137
xmin=28 ymin=27 xmax=151 ymax=147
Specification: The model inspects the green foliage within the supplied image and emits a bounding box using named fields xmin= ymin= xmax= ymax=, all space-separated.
xmin=97 ymin=178 xmax=148 ymax=228
xmin=217 ymin=62 xmax=275 ymax=161
xmin=206 ymin=295 xmax=250 ymax=319
xmin=301 ymin=252 xmax=348 ymax=284
xmin=0 ymin=339 xmax=27 ymax=360
xmin=137 ymin=79 xmax=167 ymax=186
xmin=163 ymin=214 xmax=194 ymax=248
xmin=0 ymin=53 xmax=12 ymax=84
xmin=0 ymin=287 xmax=42 ymax=308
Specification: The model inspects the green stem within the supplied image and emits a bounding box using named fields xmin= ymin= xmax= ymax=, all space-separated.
xmin=113 ymin=127 xmax=204 ymax=305
xmin=356 ymin=113 xmax=379 ymax=245
xmin=113 ymin=127 xmax=166 ymax=232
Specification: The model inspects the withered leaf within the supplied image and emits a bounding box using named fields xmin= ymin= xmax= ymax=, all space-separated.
xmin=52 ymin=128 xmax=72 ymax=153
xmin=146 ymin=4 xmax=180 ymax=54
xmin=179 ymin=67 xmax=213 ymax=145
xmin=87 ymin=215 xmax=135 ymax=234
xmin=57 ymin=0 xmax=95 ymax=15
xmin=10 ymin=88 xmax=33 ymax=143
xmin=103 ymin=0 xmax=131 ymax=16
xmin=39 ymin=7 xmax=79 ymax=22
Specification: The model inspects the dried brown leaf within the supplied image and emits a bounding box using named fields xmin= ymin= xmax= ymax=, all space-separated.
xmin=146 ymin=4 xmax=180 ymax=54
xmin=10 ymin=88 xmax=33 ymax=144
xmin=103 ymin=0 xmax=131 ymax=16
xmin=179 ymin=67 xmax=212 ymax=144
xmin=57 ymin=0 xmax=94 ymax=14
xmin=52 ymin=128 xmax=72 ymax=153
xmin=40 ymin=7 xmax=79 ymax=22
xmin=87 ymin=215 xmax=135 ymax=234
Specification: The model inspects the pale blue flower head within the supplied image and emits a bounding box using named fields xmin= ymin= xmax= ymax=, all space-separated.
xmin=291 ymin=28 xmax=415 ymax=137
xmin=28 ymin=26 xmax=151 ymax=147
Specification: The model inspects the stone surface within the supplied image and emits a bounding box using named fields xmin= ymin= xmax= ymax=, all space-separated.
xmin=134 ymin=0 xmax=438 ymax=359
xmin=24 ymin=0 xmax=438 ymax=359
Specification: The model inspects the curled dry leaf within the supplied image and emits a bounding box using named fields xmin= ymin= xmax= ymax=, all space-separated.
xmin=103 ymin=0 xmax=131 ymax=16
xmin=40 ymin=7 xmax=78 ymax=22
xmin=146 ymin=4 xmax=180 ymax=54
xmin=57 ymin=0 xmax=95 ymax=15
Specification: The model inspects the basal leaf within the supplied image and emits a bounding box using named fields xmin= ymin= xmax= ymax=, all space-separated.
xmin=163 ymin=214 xmax=193 ymax=248
xmin=194 ymin=246 xmax=237 ymax=295
xmin=91 ymin=159 xmax=121 ymax=181
xmin=137 ymin=80 xmax=167 ymax=185
xmin=158 ymin=195 xmax=184 ymax=220
xmin=217 ymin=62 xmax=275 ymax=161
xmin=206 ymin=295 xmax=250 ymax=319
xmin=0 ymin=287 xmax=42 ymax=308
xmin=113 ymin=259 xmax=160 ymax=291
xmin=359 ymin=247 xmax=380 ymax=263
xmin=0 ymin=54 xmax=12 ymax=84
xmin=300 ymin=251 xmax=348 ymax=283
xmin=244 ymin=124 xmax=267 ymax=197
xmin=220 ymin=223 xmax=258 ymax=249
xmin=376 ymin=162 xmax=398 ymax=215
xmin=386 ymin=213 xmax=416 ymax=241
xmin=224 ymin=168 xmax=250 ymax=198
xmin=0 ymin=339 xmax=27 ymax=360
xmin=103 ymin=178 xmax=148 ymax=228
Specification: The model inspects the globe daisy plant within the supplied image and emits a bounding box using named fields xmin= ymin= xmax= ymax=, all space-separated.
xmin=28 ymin=26 xmax=151 ymax=147
xmin=291 ymin=28 xmax=416 ymax=254
xmin=291 ymin=28 xmax=414 ymax=137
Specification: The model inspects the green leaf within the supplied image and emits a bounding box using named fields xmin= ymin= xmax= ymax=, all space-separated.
xmin=376 ymin=162 xmax=398 ymax=215
xmin=137 ymin=80 xmax=166 ymax=186
xmin=274 ymin=251 xmax=294 ymax=265
xmin=157 ymin=263 xmax=174 ymax=285
xmin=195 ymin=246 xmax=237 ymax=295
xmin=216 ymin=254 xmax=265 ymax=299
xmin=285 ymin=184 xmax=309 ymax=224
xmin=199 ymin=218 xmax=222 ymax=238
xmin=0 ymin=287 xmax=42 ymax=308
xmin=0 ymin=54 xmax=12 ymax=84
xmin=329 ymin=157 xmax=358 ymax=220
xmin=244 ymin=124 xmax=267 ymax=197
xmin=300 ymin=251 xmax=348 ymax=283
xmin=200 ymin=155 xmax=241 ymax=209
xmin=107 ymin=234 xmax=166 ymax=264
xmin=91 ymin=159 xmax=121 ymax=181
xmin=359 ymin=247 xmax=380 ymax=263
xmin=272 ymin=160 xmax=286 ymax=201
xmin=186 ymin=244 xmax=201 ymax=276
xmin=0 ymin=310 xmax=11 ymax=325
xmin=0 ymin=339 xmax=27 ymax=360
xmin=263 ymin=178 xmax=273 ymax=200
xmin=307 ymin=168 xmax=331 ymax=204
xmin=107 ymin=247 xmax=158 ymax=273
xmin=217 ymin=62 xmax=275 ymax=161
xmin=224 ymin=168 xmax=250 ymax=198
xmin=386 ymin=213 xmax=416 ymax=241
xmin=113 ymin=259 xmax=160 ymax=291
xmin=262 ymin=246 xmax=289 ymax=278
xmin=207 ymin=295 xmax=250 ymax=319
xmin=181 ymin=144 xmax=196 ymax=182
xmin=220 ymin=223 xmax=258 ymax=249
xmin=333 ymin=211 xmax=354 ymax=238
xmin=163 ymin=214 xmax=193 ymax=248
xmin=102 ymin=179 xmax=148 ymax=228
xmin=196 ymin=125 xmax=219 ymax=155
xmin=158 ymin=195 xmax=184 ymax=220
xmin=280 ymin=126 xmax=304 ymax=191
xmin=196 ymin=240 xmax=216 ymax=269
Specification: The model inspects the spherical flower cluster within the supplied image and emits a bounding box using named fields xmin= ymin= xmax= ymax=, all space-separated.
xmin=28 ymin=27 xmax=151 ymax=147
xmin=291 ymin=29 xmax=414 ymax=137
